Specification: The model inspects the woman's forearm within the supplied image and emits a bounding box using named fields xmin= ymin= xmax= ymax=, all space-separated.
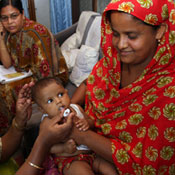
xmin=75 ymin=130 xmax=113 ymax=163
xmin=1 ymin=121 xmax=24 ymax=162
xmin=16 ymin=114 xmax=73 ymax=175
xmin=71 ymin=79 xmax=87 ymax=105
xmin=0 ymin=40 xmax=12 ymax=68
xmin=16 ymin=135 xmax=49 ymax=175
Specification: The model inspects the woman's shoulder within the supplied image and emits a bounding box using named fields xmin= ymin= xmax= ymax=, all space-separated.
xmin=90 ymin=55 xmax=113 ymax=75
xmin=23 ymin=17 xmax=50 ymax=37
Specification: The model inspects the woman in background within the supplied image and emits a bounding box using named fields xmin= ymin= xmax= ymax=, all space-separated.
xmin=0 ymin=0 xmax=68 ymax=136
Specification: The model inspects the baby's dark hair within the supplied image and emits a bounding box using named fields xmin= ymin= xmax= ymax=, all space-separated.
xmin=0 ymin=0 xmax=23 ymax=14
xmin=31 ymin=77 xmax=63 ymax=105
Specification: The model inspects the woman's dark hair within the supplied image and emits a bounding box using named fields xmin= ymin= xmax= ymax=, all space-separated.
xmin=0 ymin=0 xmax=23 ymax=14
xmin=106 ymin=10 xmax=160 ymax=31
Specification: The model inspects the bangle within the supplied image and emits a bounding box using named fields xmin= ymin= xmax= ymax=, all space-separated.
xmin=27 ymin=161 xmax=44 ymax=170
xmin=12 ymin=118 xmax=26 ymax=131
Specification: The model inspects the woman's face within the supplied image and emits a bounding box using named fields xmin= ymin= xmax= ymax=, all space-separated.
xmin=110 ymin=12 xmax=160 ymax=66
xmin=0 ymin=5 xmax=24 ymax=34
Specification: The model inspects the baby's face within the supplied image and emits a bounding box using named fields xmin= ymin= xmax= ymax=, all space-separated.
xmin=37 ymin=82 xmax=71 ymax=118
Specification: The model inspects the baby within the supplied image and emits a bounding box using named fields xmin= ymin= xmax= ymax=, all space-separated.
xmin=31 ymin=77 xmax=117 ymax=175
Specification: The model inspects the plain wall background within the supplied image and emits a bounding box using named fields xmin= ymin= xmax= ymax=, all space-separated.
xmin=80 ymin=0 xmax=110 ymax=14
xmin=35 ymin=0 xmax=50 ymax=29
xmin=33 ymin=0 xmax=111 ymax=31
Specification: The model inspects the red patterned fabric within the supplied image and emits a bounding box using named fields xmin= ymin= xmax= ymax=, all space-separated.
xmin=53 ymin=154 xmax=95 ymax=175
xmin=85 ymin=0 xmax=175 ymax=174
xmin=7 ymin=17 xmax=68 ymax=83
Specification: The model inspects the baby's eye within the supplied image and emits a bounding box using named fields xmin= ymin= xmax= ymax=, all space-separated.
xmin=58 ymin=93 xmax=63 ymax=98
xmin=47 ymin=99 xmax=53 ymax=104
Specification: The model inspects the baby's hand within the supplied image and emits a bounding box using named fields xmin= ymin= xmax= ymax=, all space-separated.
xmin=50 ymin=139 xmax=76 ymax=154
xmin=75 ymin=118 xmax=89 ymax=131
xmin=63 ymin=139 xmax=77 ymax=154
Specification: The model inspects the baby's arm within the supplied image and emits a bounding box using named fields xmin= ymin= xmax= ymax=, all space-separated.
xmin=75 ymin=105 xmax=95 ymax=131
xmin=50 ymin=139 xmax=77 ymax=154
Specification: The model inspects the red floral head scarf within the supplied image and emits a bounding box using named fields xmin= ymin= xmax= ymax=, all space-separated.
xmin=85 ymin=0 xmax=175 ymax=174
xmin=86 ymin=0 xmax=175 ymax=120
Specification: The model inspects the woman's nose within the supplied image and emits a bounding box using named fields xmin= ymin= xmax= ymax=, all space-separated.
xmin=7 ymin=17 xmax=13 ymax=24
xmin=113 ymin=36 xmax=128 ymax=50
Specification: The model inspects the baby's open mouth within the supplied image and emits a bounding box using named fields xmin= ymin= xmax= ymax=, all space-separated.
xmin=59 ymin=106 xmax=65 ymax=111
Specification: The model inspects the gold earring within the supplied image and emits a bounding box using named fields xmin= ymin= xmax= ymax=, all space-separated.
xmin=158 ymin=39 xmax=161 ymax=45
xmin=158 ymin=37 xmax=165 ymax=45
xmin=158 ymin=39 xmax=164 ymax=46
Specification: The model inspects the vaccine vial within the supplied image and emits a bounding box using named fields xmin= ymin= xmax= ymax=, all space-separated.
xmin=63 ymin=108 xmax=71 ymax=117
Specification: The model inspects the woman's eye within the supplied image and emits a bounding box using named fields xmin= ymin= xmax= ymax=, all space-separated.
xmin=58 ymin=93 xmax=63 ymax=97
xmin=113 ymin=31 xmax=119 ymax=37
xmin=1 ymin=16 xmax=8 ymax=21
xmin=47 ymin=99 xmax=53 ymax=104
xmin=128 ymin=34 xmax=137 ymax=40
xmin=11 ymin=14 xmax=18 ymax=19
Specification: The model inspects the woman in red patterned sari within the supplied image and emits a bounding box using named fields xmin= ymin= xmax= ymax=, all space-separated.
xmin=71 ymin=0 xmax=175 ymax=174
xmin=0 ymin=0 xmax=68 ymax=135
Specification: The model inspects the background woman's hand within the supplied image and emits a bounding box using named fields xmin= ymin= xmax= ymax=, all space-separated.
xmin=15 ymin=82 xmax=34 ymax=128
xmin=0 ymin=22 xmax=6 ymax=41
xmin=0 ymin=22 xmax=12 ymax=68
